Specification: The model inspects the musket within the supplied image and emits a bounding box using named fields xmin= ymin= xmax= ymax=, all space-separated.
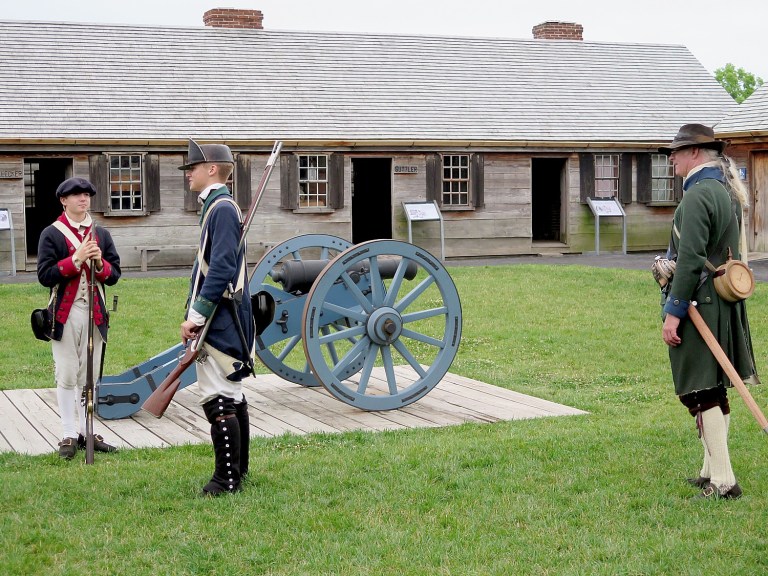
xmin=142 ymin=140 xmax=283 ymax=418
xmin=688 ymin=303 xmax=768 ymax=434
xmin=84 ymin=234 xmax=96 ymax=463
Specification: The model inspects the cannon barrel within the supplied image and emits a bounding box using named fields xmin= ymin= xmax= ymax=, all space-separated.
xmin=271 ymin=257 xmax=418 ymax=294
xmin=97 ymin=234 xmax=461 ymax=418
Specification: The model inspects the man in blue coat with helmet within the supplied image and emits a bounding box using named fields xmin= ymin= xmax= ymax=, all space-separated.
xmin=179 ymin=139 xmax=255 ymax=496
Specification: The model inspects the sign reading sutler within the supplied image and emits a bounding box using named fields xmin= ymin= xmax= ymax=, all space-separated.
xmin=394 ymin=165 xmax=418 ymax=174
xmin=0 ymin=163 xmax=23 ymax=179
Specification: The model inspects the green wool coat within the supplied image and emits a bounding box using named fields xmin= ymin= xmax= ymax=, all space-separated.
xmin=663 ymin=170 xmax=758 ymax=396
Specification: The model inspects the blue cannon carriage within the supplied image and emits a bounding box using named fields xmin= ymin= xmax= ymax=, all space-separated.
xmin=97 ymin=235 xmax=463 ymax=418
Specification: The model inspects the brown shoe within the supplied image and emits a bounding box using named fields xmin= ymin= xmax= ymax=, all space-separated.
xmin=58 ymin=437 xmax=77 ymax=460
xmin=695 ymin=481 xmax=743 ymax=500
xmin=78 ymin=433 xmax=118 ymax=453
xmin=686 ymin=476 xmax=710 ymax=488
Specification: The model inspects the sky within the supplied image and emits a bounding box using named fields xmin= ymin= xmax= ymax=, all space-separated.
xmin=3 ymin=0 xmax=767 ymax=80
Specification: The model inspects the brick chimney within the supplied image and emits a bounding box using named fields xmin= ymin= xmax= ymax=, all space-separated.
xmin=203 ymin=8 xmax=263 ymax=29
xmin=532 ymin=21 xmax=583 ymax=40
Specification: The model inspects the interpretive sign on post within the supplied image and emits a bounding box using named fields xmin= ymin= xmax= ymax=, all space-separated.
xmin=402 ymin=201 xmax=444 ymax=260
xmin=586 ymin=197 xmax=626 ymax=255
xmin=0 ymin=208 xmax=16 ymax=275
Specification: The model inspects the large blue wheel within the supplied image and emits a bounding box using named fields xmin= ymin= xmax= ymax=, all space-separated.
xmin=249 ymin=234 xmax=354 ymax=387
xmin=301 ymin=240 xmax=462 ymax=410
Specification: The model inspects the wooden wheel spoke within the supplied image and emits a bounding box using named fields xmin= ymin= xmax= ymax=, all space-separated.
xmin=383 ymin=259 xmax=410 ymax=308
xmin=331 ymin=336 xmax=370 ymax=379
xmin=401 ymin=306 xmax=447 ymax=323
xmin=356 ymin=342 xmax=379 ymax=395
xmin=340 ymin=271 xmax=374 ymax=313
xmin=381 ymin=345 xmax=398 ymax=395
xmin=394 ymin=275 xmax=435 ymax=312
xmin=399 ymin=328 xmax=445 ymax=349
xmin=392 ymin=340 xmax=428 ymax=378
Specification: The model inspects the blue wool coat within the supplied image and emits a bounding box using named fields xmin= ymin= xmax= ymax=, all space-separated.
xmin=187 ymin=186 xmax=254 ymax=380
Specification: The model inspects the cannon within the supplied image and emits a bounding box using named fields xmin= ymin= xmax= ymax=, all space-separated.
xmin=96 ymin=234 xmax=462 ymax=418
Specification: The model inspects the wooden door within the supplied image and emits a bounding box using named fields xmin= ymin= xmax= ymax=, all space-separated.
xmin=752 ymin=152 xmax=768 ymax=252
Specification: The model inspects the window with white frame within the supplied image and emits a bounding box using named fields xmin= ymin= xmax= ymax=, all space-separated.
xmin=594 ymin=154 xmax=620 ymax=198
xmin=651 ymin=154 xmax=675 ymax=202
xmin=299 ymin=154 xmax=328 ymax=207
xmin=109 ymin=154 xmax=143 ymax=211
xmin=442 ymin=154 xmax=470 ymax=206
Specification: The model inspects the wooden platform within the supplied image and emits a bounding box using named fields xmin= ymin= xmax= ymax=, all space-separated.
xmin=0 ymin=368 xmax=587 ymax=456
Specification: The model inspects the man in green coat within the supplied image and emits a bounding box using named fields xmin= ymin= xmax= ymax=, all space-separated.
xmin=659 ymin=123 xmax=758 ymax=500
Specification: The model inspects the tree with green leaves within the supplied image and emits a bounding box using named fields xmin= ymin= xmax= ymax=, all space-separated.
xmin=715 ymin=63 xmax=764 ymax=103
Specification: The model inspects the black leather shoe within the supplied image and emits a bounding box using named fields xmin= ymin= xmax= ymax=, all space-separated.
xmin=686 ymin=476 xmax=710 ymax=488
xmin=695 ymin=481 xmax=743 ymax=500
xmin=58 ymin=437 xmax=77 ymax=460
xmin=78 ymin=434 xmax=118 ymax=453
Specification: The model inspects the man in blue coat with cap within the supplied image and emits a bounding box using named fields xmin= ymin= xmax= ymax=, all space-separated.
xmin=179 ymin=139 xmax=255 ymax=496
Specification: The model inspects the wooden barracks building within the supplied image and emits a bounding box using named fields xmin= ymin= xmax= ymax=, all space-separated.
xmin=0 ymin=8 xmax=752 ymax=272
xmin=714 ymin=84 xmax=768 ymax=252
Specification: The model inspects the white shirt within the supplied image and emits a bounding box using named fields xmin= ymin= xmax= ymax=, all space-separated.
xmin=64 ymin=212 xmax=93 ymax=302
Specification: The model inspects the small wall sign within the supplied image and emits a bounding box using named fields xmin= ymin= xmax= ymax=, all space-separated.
xmin=0 ymin=208 xmax=10 ymax=230
xmin=739 ymin=167 xmax=747 ymax=180
xmin=589 ymin=199 xmax=624 ymax=216
xmin=394 ymin=165 xmax=418 ymax=174
xmin=403 ymin=201 xmax=440 ymax=221
xmin=0 ymin=163 xmax=23 ymax=179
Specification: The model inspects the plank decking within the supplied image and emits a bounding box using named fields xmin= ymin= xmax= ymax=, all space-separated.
xmin=0 ymin=367 xmax=587 ymax=456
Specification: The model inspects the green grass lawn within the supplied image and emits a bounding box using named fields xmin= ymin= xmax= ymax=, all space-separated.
xmin=1 ymin=264 xmax=767 ymax=575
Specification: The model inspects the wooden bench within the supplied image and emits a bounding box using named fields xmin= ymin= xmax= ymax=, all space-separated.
xmin=134 ymin=245 xmax=198 ymax=272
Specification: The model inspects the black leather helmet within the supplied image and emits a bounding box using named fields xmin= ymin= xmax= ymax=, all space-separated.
xmin=178 ymin=138 xmax=235 ymax=170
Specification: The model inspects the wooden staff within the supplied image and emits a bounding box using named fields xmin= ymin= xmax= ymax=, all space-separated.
xmin=688 ymin=303 xmax=768 ymax=434
xmin=84 ymin=238 xmax=96 ymax=463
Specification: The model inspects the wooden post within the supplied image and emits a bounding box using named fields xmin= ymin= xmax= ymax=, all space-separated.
xmin=688 ymin=303 xmax=768 ymax=434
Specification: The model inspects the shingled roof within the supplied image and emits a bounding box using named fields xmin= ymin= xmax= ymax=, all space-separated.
xmin=716 ymin=83 xmax=768 ymax=137
xmin=0 ymin=19 xmax=737 ymax=146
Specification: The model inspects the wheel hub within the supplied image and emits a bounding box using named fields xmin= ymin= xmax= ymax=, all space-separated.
xmin=366 ymin=307 xmax=403 ymax=345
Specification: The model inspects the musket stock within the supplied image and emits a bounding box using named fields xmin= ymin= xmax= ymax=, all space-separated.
xmin=141 ymin=341 xmax=199 ymax=417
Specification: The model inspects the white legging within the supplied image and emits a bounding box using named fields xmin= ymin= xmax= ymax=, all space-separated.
xmin=196 ymin=345 xmax=244 ymax=406
xmin=52 ymin=300 xmax=104 ymax=438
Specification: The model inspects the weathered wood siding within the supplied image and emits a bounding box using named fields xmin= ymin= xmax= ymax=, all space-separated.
xmin=724 ymin=145 xmax=759 ymax=251
xmin=390 ymin=152 xmax=674 ymax=258
xmin=393 ymin=154 xmax=533 ymax=258
xmin=262 ymin=154 xmax=350 ymax=245
xmin=0 ymin=157 xmax=25 ymax=274
xmin=3 ymin=150 xmax=694 ymax=273
xmin=566 ymin=154 xmax=674 ymax=254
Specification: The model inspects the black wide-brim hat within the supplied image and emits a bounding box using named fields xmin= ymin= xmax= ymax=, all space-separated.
xmin=178 ymin=138 xmax=235 ymax=170
xmin=658 ymin=123 xmax=726 ymax=155
xmin=55 ymin=177 xmax=97 ymax=198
